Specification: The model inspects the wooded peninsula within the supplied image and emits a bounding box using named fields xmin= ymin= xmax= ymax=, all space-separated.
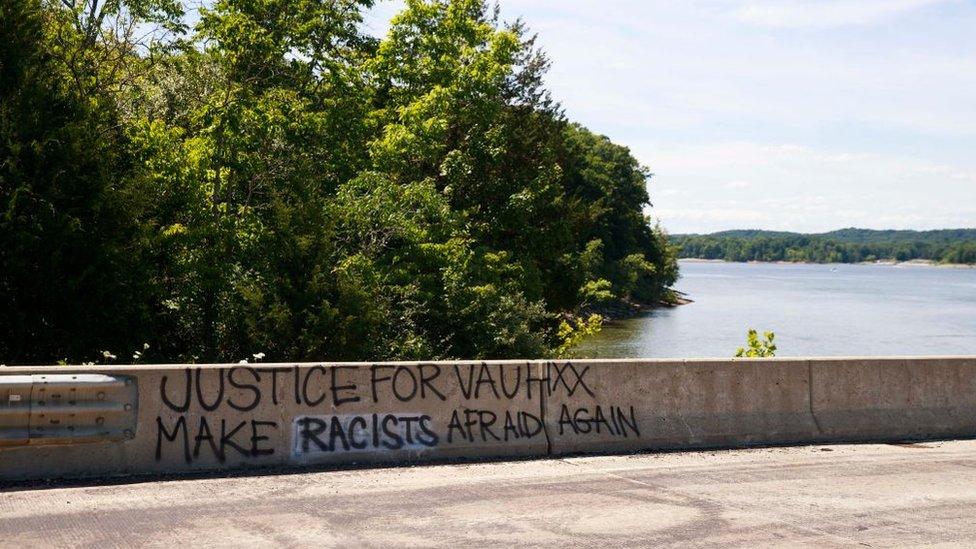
xmin=674 ymin=229 xmax=976 ymax=265
xmin=0 ymin=0 xmax=679 ymax=365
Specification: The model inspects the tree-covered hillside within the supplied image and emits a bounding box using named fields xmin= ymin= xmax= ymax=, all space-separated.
xmin=0 ymin=0 xmax=678 ymax=364
xmin=674 ymin=229 xmax=976 ymax=264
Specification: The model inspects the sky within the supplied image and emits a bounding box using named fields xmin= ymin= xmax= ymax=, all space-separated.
xmin=364 ymin=0 xmax=976 ymax=234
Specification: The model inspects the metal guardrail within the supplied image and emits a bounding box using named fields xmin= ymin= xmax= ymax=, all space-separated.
xmin=0 ymin=374 xmax=138 ymax=447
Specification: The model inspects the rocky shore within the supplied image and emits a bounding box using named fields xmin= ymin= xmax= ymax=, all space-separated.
xmin=584 ymin=291 xmax=693 ymax=321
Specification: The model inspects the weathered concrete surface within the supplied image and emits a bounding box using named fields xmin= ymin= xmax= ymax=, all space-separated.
xmin=810 ymin=357 xmax=976 ymax=442
xmin=0 ymin=363 xmax=552 ymax=480
xmin=2 ymin=358 xmax=975 ymax=481
xmin=545 ymin=359 xmax=820 ymax=454
xmin=3 ymin=441 xmax=976 ymax=547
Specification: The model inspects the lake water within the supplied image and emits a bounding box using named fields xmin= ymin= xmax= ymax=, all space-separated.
xmin=577 ymin=260 xmax=976 ymax=359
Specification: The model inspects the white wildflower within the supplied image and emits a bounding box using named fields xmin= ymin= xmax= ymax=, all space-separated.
xmin=238 ymin=359 xmax=248 ymax=364
xmin=252 ymin=352 xmax=266 ymax=361
xmin=102 ymin=351 xmax=117 ymax=360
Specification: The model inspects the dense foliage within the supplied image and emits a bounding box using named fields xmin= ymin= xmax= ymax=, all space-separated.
xmin=0 ymin=0 xmax=678 ymax=365
xmin=675 ymin=229 xmax=976 ymax=265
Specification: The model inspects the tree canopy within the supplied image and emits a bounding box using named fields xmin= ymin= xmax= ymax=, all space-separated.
xmin=1 ymin=0 xmax=678 ymax=365
xmin=674 ymin=229 xmax=976 ymax=265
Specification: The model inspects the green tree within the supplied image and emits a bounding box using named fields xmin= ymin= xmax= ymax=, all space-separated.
xmin=1 ymin=0 xmax=681 ymax=364
xmin=674 ymin=229 xmax=976 ymax=265
xmin=554 ymin=314 xmax=603 ymax=358
xmin=0 ymin=0 xmax=157 ymax=363
xmin=368 ymin=0 xmax=571 ymax=304
xmin=124 ymin=0 xmax=380 ymax=361
xmin=43 ymin=0 xmax=186 ymax=100
xmin=559 ymin=124 xmax=678 ymax=305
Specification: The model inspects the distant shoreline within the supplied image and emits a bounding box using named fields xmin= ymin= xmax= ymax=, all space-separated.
xmin=671 ymin=228 xmax=976 ymax=267
xmin=678 ymin=258 xmax=976 ymax=269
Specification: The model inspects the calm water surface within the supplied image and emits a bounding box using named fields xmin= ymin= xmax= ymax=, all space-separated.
xmin=578 ymin=261 xmax=976 ymax=358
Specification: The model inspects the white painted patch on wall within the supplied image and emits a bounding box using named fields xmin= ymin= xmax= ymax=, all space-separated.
xmin=292 ymin=413 xmax=439 ymax=459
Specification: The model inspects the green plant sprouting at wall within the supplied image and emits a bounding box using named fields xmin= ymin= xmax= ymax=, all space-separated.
xmin=735 ymin=329 xmax=777 ymax=358
xmin=554 ymin=314 xmax=604 ymax=358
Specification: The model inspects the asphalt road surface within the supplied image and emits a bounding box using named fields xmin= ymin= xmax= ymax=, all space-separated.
xmin=4 ymin=440 xmax=976 ymax=547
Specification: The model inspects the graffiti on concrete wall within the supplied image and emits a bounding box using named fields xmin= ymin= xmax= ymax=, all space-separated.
xmin=154 ymin=363 xmax=639 ymax=463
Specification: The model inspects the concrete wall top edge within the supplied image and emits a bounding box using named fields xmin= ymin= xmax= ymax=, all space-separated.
xmin=1 ymin=356 xmax=973 ymax=373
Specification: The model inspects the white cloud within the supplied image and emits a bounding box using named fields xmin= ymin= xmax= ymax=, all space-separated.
xmin=364 ymin=1 xmax=976 ymax=233
xmin=642 ymin=141 xmax=976 ymax=233
xmin=724 ymin=180 xmax=753 ymax=190
xmin=733 ymin=0 xmax=955 ymax=29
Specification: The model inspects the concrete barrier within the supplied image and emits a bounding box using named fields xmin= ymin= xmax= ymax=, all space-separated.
xmin=543 ymin=360 xmax=820 ymax=454
xmin=809 ymin=358 xmax=976 ymax=442
xmin=1 ymin=357 xmax=973 ymax=481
